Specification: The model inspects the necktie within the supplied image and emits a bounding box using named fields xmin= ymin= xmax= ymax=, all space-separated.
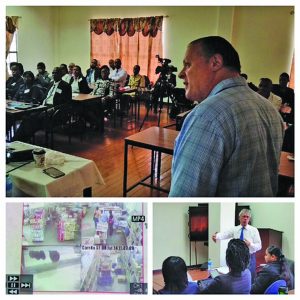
xmin=240 ymin=226 xmax=245 ymax=240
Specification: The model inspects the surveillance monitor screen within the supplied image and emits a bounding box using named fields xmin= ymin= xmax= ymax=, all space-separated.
xmin=6 ymin=202 xmax=147 ymax=294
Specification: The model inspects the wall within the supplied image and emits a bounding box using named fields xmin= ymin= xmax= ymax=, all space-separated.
xmin=6 ymin=6 xmax=294 ymax=86
xmin=6 ymin=203 xmax=23 ymax=273
xmin=242 ymin=202 xmax=294 ymax=260
xmin=153 ymin=202 xmax=208 ymax=270
xmin=6 ymin=6 xmax=56 ymax=73
xmin=231 ymin=6 xmax=294 ymax=84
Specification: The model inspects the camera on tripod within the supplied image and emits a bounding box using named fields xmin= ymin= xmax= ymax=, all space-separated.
xmin=155 ymin=55 xmax=177 ymax=79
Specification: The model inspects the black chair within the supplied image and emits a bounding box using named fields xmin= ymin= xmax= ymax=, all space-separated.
xmin=264 ymin=279 xmax=287 ymax=294
xmin=44 ymin=103 xmax=74 ymax=149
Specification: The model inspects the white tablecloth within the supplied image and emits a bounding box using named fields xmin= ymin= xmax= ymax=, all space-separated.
xmin=6 ymin=141 xmax=105 ymax=197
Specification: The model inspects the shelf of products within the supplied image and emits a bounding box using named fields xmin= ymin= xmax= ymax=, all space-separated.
xmin=30 ymin=209 xmax=45 ymax=242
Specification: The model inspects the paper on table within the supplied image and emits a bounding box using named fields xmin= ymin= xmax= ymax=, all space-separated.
xmin=216 ymin=266 xmax=229 ymax=274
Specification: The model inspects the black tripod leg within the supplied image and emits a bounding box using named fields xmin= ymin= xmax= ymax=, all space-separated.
xmin=139 ymin=104 xmax=151 ymax=131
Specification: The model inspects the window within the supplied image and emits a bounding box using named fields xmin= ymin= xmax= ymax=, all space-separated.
xmin=7 ymin=30 xmax=18 ymax=75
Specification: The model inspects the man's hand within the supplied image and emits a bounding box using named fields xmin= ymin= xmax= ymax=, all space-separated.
xmin=244 ymin=239 xmax=251 ymax=247
xmin=212 ymin=232 xmax=218 ymax=243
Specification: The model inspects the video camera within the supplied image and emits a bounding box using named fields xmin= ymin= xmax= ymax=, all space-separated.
xmin=155 ymin=55 xmax=177 ymax=78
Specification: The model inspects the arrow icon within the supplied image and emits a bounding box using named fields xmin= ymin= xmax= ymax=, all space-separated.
xmin=21 ymin=283 xmax=31 ymax=288
xmin=9 ymin=276 xmax=18 ymax=281
xmin=8 ymin=289 xmax=18 ymax=294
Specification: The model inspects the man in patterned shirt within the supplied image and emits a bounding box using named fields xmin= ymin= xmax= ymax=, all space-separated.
xmin=169 ymin=36 xmax=284 ymax=197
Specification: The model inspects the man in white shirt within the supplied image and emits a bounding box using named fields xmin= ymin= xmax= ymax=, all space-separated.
xmin=109 ymin=58 xmax=128 ymax=87
xmin=13 ymin=67 xmax=72 ymax=142
xmin=212 ymin=209 xmax=262 ymax=282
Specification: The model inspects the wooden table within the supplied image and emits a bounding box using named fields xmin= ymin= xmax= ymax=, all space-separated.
xmin=123 ymin=126 xmax=179 ymax=196
xmin=279 ymin=151 xmax=294 ymax=178
xmin=278 ymin=151 xmax=294 ymax=196
xmin=6 ymin=100 xmax=47 ymax=141
xmin=72 ymin=93 xmax=104 ymax=133
xmin=153 ymin=268 xmax=209 ymax=292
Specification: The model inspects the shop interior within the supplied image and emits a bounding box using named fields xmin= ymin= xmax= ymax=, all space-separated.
xmin=16 ymin=202 xmax=146 ymax=293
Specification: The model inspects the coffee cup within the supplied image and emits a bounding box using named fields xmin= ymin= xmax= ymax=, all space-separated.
xmin=32 ymin=148 xmax=46 ymax=167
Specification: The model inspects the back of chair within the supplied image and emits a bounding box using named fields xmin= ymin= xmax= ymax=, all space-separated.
xmin=264 ymin=279 xmax=287 ymax=294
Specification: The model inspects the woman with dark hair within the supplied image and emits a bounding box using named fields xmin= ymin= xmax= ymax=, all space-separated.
xmin=200 ymin=239 xmax=251 ymax=294
xmin=251 ymin=245 xmax=294 ymax=294
xmin=159 ymin=256 xmax=200 ymax=294
xmin=6 ymin=62 xmax=24 ymax=99
xmin=69 ymin=65 xmax=91 ymax=94
xmin=13 ymin=71 xmax=44 ymax=104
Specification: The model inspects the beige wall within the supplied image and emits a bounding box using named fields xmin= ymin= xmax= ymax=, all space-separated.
xmin=153 ymin=202 xmax=208 ymax=270
xmin=7 ymin=6 xmax=294 ymax=86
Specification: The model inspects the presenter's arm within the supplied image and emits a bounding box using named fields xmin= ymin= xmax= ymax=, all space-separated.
xmin=248 ymin=227 xmax=262 ymax=253
xmin=214 ymin=228 xmax=235 ymax=241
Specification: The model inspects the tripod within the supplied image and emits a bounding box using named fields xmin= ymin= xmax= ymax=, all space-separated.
xmin=139 ymin=79 xmax=170 ymax=131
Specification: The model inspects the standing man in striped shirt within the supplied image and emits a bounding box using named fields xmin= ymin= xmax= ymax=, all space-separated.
xmin=169 ymin=36 xmax=284 ymax=197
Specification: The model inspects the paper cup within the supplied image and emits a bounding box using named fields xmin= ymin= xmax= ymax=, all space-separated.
xmin=32 ymin=148 xmax=46 ymax=167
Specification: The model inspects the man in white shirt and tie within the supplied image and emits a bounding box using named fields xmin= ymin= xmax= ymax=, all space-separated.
xmin=109 ymin=58 xmax=128 ymax=87
xmin=212 ymin=209 xmax=262 ymax=282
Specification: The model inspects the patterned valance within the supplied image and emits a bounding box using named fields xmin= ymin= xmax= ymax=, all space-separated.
xmin=6 ymin=16 xmax=20 ymax=34
xmin=90 ymin=16 xmax=163 ymax=37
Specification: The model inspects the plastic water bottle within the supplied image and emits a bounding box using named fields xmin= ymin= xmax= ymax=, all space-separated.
xmin=6 ymin=174 xmax=13 ymax=197
xmin=207 ymin=258 xmax=212 ymax=273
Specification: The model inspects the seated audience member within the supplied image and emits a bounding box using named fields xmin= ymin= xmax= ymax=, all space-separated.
xmin=91 ymin=65 xmax=115 ymax=119
xmin=251 ymin=245 xmax=294 ymax=294
xmin=200 ymin=239 xmax=251 ymax=294
xmin=60 ymin=64 xmax=72 ymax=83
xmin=86 ymin=58 xmax=101 ymax=86
xmin=272 ymin=72 xmax=294 ymax=124
xmin=69 ymin=65 xmax=91 ymax=94
xmin=258 ymin=78 xmax=282 ymax=111
xmin=240 ymin=73 xmax=258 ymax=91
xmin=159 ymin=256 xmax=200 ymax=294
xmin=121 ymin=65 xmax=143 ymax=112
xmin=13 ymin=71 xmax=44 ymax=104
xmin=6 ymin=62 xmax=24 ymax=99
xmin=109 ymin=58 xmax=128 ymax=87
xmin=35 ymin=62 xmax=52 ymax=88
xmin=108 ymin=59 xmax=115 ymax=75
xmin=68 ymin=62 xmax=75 ymax=76
xmin=13 ymin=67 xmax=72 ymax=142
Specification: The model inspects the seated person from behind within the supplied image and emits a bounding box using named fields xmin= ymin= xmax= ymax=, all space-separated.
xmin=258 ymin=78 xmax=282 ymax=111
xmin=13 ymin=67 xmax=72 ymax=142
xmin=69 ymin=65 xmax=91 ymax=94
xmin=158 ymin=256 xmax=200 ymax=294
xmin=35 ymin=62 xmax=52 ymax=88
xmin=13 ymin=71 xmax=45 ymax=104
xmin=272 ymin=72 xmax=294 ymax=124
xmin=200 ymin=239 xmax=251 ymax=294
xmin=251 ymin=245 xmax=294 ymax=294
xmin=6 ymin=62 xmax=24 ymax=99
